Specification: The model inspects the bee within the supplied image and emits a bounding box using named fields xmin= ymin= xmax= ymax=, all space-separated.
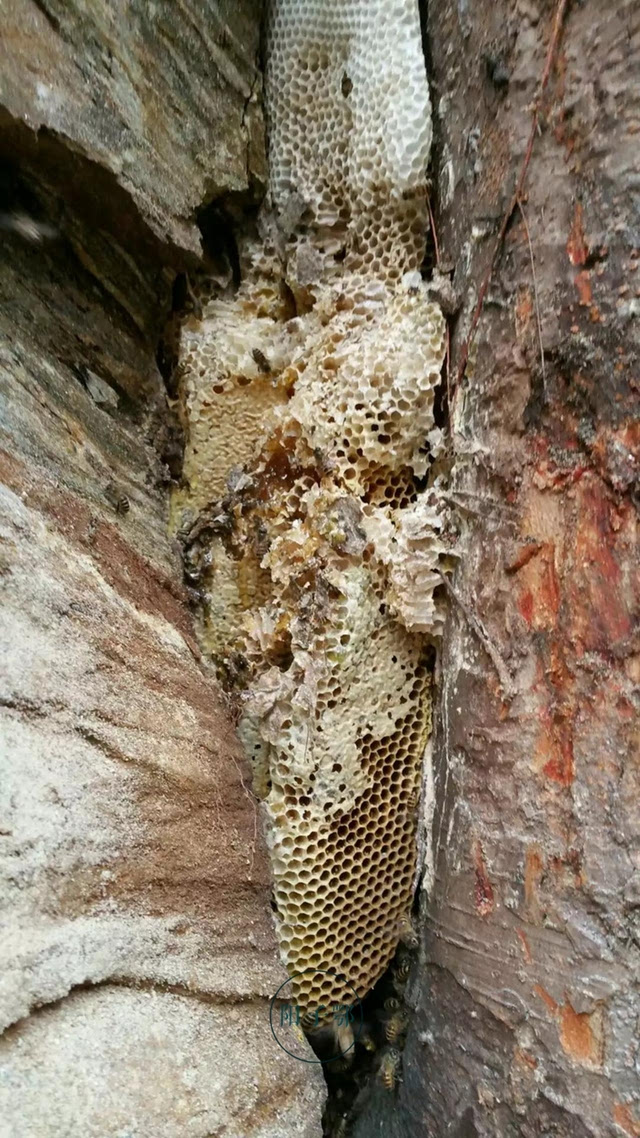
xmin=406 ymin=786 xmax=420 ymax=811
xmin=300 ymin=1006 xmax=333 ymax=1033
xmin=377 ymin=1047 xmax=402 ymax=1091
xmin=384 ymin=1010 xmax=408 ymax=1044
xmin=392 ymin=956 xmax=412 ymax=991
xmin=186 ymin=504 xmax=233 ymax=545
xmin=252 ymin=347 xmax=272 ymax=374
xmin=334 ymin=1019 xmax=355 ymax=1063
xmin=313 ymin=446 xmax=335 ymax=476
xmin=184 ymin=273 xmax=203 ymax=320
xmin=305 ymin=1016 xmax=354 ymax=1067
xmin=396 ymin=913 xmax=419 ymax=949
xmin=376 ymin=995 xmax=402 ymax=1032
xmin=0 ymin=211 xmax=58 ymax=243
xmin=300 ymin=1009 xmax=317 ymax=1032
xmin=220 ymin=651 xmax=249 ymax=687
xmin=171 ymin=358 xmax=191 ymax=386
xmin=104 ymin=480 xmax=130 ymax=515
xmin=357 ymin=1024 xmax=377 ymax=1053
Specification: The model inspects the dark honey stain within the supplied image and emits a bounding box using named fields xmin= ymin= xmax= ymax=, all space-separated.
xmin=519 ymin=589 xmax=534 ymax=625
xmin=567 ymin=202 xmax=589 ymax=267
xmin=473 ymin=841 xmax=495 ymax=917
xmin=542 ymin=727 xmax=574 ymax=787
xmin=575 ymin=270 xmax=593 ymax=307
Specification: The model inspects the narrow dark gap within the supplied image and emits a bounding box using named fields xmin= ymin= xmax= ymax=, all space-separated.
xmin=196 ymin=199 xmax=243 ymax=286
xmin=311 ymin=934 xmax=418 ymax=1137
xmin=0 ymin=157 xmax=163 ymax=438
xmin=418 ymin=0 xmax=463 ymax=442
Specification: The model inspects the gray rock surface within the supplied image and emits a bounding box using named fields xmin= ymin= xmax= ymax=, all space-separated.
xmin=0 ymin=988 xmax=324 ymax=1138
xmin=0 ymin=0 xmax=266 ymax=256
xmin=0 ymin=2 xmax=324 ymax=1134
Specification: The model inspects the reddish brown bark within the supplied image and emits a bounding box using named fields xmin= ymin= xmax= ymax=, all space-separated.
xmin=353 ymin=0 xmax=638 ymax=1134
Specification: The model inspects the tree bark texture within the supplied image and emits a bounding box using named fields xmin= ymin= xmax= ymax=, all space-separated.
xmin=353 ymin=0 xmax=638 ymax=1134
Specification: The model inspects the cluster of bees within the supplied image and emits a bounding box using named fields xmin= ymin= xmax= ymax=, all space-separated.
xmin=104 ymin=480 xmax=130 ymax=516
xmin=320 ymin=944 xmax=414 ymax=1136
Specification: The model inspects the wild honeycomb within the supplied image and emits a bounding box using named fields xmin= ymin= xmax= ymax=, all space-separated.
xmin=172 ymin=259 xmax=293 ymax=522
xmin=265 ymin=0 xmax=433 ymax=284
xmin=171 ymin=0 xmax=451 ymax=1022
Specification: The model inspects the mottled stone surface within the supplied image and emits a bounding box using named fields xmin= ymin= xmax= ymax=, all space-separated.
xmin=0 ymin=0 xmax=266 ymax=256
xmin=0 ymin=3 xmax=324 ymax=1134
xmin=0 ymin=988 xmax=324 ymax=1138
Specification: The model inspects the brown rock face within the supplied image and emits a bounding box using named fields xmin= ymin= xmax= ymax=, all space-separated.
xmin=0 ymin=0 xmax=266 ymax=256
xmin=0 ymin=3 xmax=324 ymax=1135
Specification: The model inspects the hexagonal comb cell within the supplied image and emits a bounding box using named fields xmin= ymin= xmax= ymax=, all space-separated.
xmin=170 ymin=0 xmax=450 ymax=1019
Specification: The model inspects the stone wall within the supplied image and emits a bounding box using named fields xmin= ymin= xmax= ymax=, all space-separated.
xmin=0 ymin=3 xmax=325 ymax=1134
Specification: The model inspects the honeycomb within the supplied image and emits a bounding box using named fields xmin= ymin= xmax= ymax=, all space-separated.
xmin=172 ymin=258 xmax=294 ymax=522
xmin=265 ymin=0 xmax=433 ymax=284
xmin=171 ymin=0 xmax=451 ymax=1022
